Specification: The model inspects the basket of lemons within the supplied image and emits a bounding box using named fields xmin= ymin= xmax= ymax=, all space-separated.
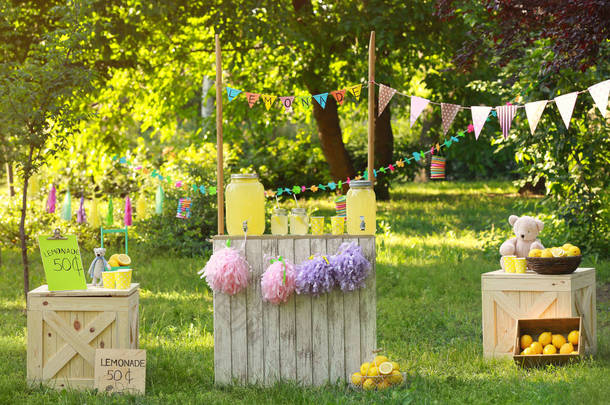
xmin=350 ymin=354 xmax=405 ymax=391
xmin=526 ymin=243 xmax=581 ymax=275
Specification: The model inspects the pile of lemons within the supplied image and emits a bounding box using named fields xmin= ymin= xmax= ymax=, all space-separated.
xmin=529 ymin=243 xmax=580 ymax=258
xmin=107 ymin=253 xmax=131 ymax=268
xmin=519 ymin=330 xmax=579 ymax=355
xmin=351 ymin=355 xmax=403 ymax=391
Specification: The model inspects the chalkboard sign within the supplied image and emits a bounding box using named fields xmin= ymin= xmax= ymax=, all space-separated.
xmin=38 ymin=233 xmax=87 ymax=291
xmin=95 ymin=349 xmax=146 ymax=394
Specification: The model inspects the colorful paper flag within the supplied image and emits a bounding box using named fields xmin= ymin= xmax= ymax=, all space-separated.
xmin=106 ymin=198 xmax=113 ymax=226
xmin=410 ymin=96 xmax=430 ymax=127
xmin=588 ymin=80 xmax=610 ymax=117
xmin=378 ymin=84 xmax=396 ymax=116
xmin=524 ymin=100 xmax=548 ymax=135
xmin=331 ymin=89 xmax=346 ymax=106
xmin=155 ymin=185 xmax=164 ymax=214
xmin=313 ymin=93 xmax=329 ymax=109
xmin=554 ymin=92 xmax=578 ymax=129
xmin=244 ymin=92 xmax=260 ymax=108
xmin=347 ymin=84 xmax=363 ymax=100
xmin=46 ymin=184 xmax=56 ymax=213
xmin=136 ymin=194 xmax=148 ymax=220
xmin=61 ymin=190 xmax=72 ymax=221
xmin=279 ymin=96 xmax=295 ymax=113
xmin=226 ymin=86 xmax=242 ymax=102
xmin=496 ymin=104 xmax=518 ymax=139
xmin=441 ymin=103 xmax=461 ymax=135
xmin=124 ymin=196 xmax=132 ymax=226
xmin=76 ymin=196 xmax=86 ymax=223
xmin=90 ymin=198 xmax=100 ymax=228
xmin=471 ymin=106 xmax=493 ymax=140
xmin=261 ymin=94 xmax=277 ymax=110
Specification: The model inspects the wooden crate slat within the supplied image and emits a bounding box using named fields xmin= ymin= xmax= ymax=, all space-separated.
xmin=278 ymin=238 xmax=297 ymax=381
xmin=343 ymin=287 xmax=361 ymax=380
xmin=359 ymin=237 xmax=376 ymax=363
xmin=213 ymin=239 xmax=232 ymax=384
xmin=294 ymin=238 xmax=313 ymax=385
xmin=27 ymin=310 xmax=42 ymax=382
xmin=326 ymin=237 xmax=345 ymax=383
xmin=310 ymin=237 xmax=329 ymax=386
xmin=230 ymin=238 xmax=248 ymax=384
xmin=261 ymin=238 xmax=280 ymax=386
xmin=246 ymin=238 xmax=264 ymax=384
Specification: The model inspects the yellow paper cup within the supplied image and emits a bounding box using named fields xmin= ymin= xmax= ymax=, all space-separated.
xmin=116 ymin=269 xmax=132 ymax=289
xmin=503 ymin=256 xmax=516 ymax=273
xmin=331 ymin=216 xmax=344 ymax=235
xmin=514 ymin=258 xmax=526 ymax=273
xmin=102 ymin=271 xmax=116 ymax=289
xmin=310 ymin=216 xmax=325 ymax=235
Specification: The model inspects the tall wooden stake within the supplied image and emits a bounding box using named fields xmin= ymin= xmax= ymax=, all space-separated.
xmin=367 ymin=31 xmax=375 ymax=184
xmin=215 ymin=34 xmax=224 ymax=235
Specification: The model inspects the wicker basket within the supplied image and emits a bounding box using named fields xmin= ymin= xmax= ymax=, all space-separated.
xmin=526 ymin=256 xmax=581 ymax=275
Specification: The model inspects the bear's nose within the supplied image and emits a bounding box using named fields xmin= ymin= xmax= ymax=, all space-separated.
xmin=520 ymin=234 xmax=525 ymax=238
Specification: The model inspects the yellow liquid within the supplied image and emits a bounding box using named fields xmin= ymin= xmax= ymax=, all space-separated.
xmin=346 ymin=187 xmax=376 ymax=234
xmin=225 ymin=177 xmax=265 ymax=235
xmin=271 ymin=214 xmax=288 ymax=235
xmin=290 ymin=214 xmax=308 ymax=235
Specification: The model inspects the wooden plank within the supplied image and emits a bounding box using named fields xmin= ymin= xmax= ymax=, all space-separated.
xmin=230 ymin=238 xmax=248 ymax=384
xmin=481 ymin=268 xmax=594 ymax=279
xmin=278 ymin=238 xmax=296 ymax=381
xmin=326 ymin=237 xmax=345 ymax=383
xmin=213 ymin=234 xmax=373 ymax=241
xmin=213 ymin=239 xmax=232 ymax=384
xmin=215 ymin=33 xmax=225 ymax=235
xmin=589 ymin=273 xmax=597 ymax=354
xmin=294 ymin=238 xmax=312 ymax=385
xmin=261 ymin=238 xmax=280 ymax=386
xmin=367 ymin=30 xmax=376 ymax=183
xmin=43 ymin=311 xmax=96 ymax=367
xmin=27 ymin=310 xmax=43 ymax=382
xmin=481 ymin=291 xmax=495 ymax=357
xmin=246 ymin=238 xmax=264 ymax=384
xmin=310 ymin=238 xmax=329 ymax=386
xmin=117 ymin=311 xmax=130 ymax=348
xmin=68 ymin=312 xmax=84 ymax=379
xmin=30 ymin=297 xmax=129 ymax=312
xmin=359 ymin=237 xmax=376 ymax=364
xmin=55 ymin=311 xmax=71 ymax=380
xmin=28 ymin=283 xmax=139 ymax=297
xmin=483 ymin=278 xmax=571 ymax=292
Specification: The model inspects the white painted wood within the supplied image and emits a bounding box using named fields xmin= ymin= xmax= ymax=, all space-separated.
xmin=261 ymin=238 xmax=280 ymax=385
xmin=230 ymin=238 xmax=248 ymax=384
xmin=309 ymin=237 xmax=329 ymax=386
xmin=359 ymin=237 xmax=376 ymax=363
xmin=326 ymin=237 xmax=345 ymax=383
xmin=213 ymin=239 xmax=232 ymax=384
xmin=246 ymin=238 xmax=264 ymax=384
xmin=27 ymin=310 xmax=42 ymax=382
xmin=278 ymin=238 xmax=296 ymax=381
xmin=294 ymin=238 xmax=312 ymax=385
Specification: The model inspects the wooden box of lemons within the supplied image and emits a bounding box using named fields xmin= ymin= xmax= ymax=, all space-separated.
xmin=528 ymin=243 xmax=580 ymax=258
xmin=351 ymin=355 xmax=404 ymax=390
xmin=107 ymin=253 xmax=131 ymax=268
xmin=519 ymin=330 xmax=579 ymax=355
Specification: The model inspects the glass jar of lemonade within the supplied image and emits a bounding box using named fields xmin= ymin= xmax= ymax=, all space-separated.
xmin=225 ymin=174 xmax=265 ymax=235
xmin=290 ymin=208 xmax=308 ymax=235
xmin=346 ymin=180 xmax=376 ymax=234
xmin=271 ymin=208 xmax=288 ymax=235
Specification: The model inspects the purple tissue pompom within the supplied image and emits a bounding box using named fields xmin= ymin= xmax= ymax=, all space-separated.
xmin=330 ymin=242 xmax=371 ymax=291
xmin=296 ymin=255 xmax=335 ymax=295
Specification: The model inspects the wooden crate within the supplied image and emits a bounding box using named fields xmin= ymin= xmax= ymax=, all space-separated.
xmin=27 ymin=284 xmax=140 ymax=390
xmin=481 ymin=268 xmax=596 ymax=358
xmin=212 ymin=235 xmax=376 ymax=386
xmin=513 ymin=317 xmax=582 ymax=367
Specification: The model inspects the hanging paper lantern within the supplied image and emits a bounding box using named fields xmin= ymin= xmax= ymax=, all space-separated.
xmin=295 ymin=255 xmax=335 ymax=295
xmin=330 ymin=242 xmax=371 ymax=292
xmin=335 ymin=195 xmax=346 ymax=219
xmin=124 ymin=196 xmax=132 ymax=226
xmin=76 ymin=196 xmax=87 ymax=223
xmin=155 ymin=185 xmax=164 ymax=215
xmin=176 ymin=198 xmax=192 ymax=219
xmin=198 ymin=247 xmax=250 ymax=295
xmin=106 ymin=199 xmax=114 ymax=226
xmin=261 ymin=258 xmax=296 ymax=304
xmin=46 ymin=184 xmax=56 ymax=213
xmin=90 ymin=198 xmax=100 ymax=228
xmin=61 ymin=190 xmax=72 ymax=221
xmin=28 ymin=174 xmax=40 ymax=196
xmin=136 ymin=194 xmax=148 ymax=220
xmin=430 ymin=156 xmax=446 ymax=180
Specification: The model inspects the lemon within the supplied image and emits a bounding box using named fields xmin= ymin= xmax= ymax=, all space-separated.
xmin=551 ymin=247 xmax=567 ymax=257
xmin=377 ymin=380 xmax=391 ymax=390
xmin=367 ymin=366 xmax=379 ymax=377
xmin=538 ymin=331 xmax=552 ymax=346
xmin=540 ymin=249 xmax=553 ymax=258
xmin=523 ymin=347 xmax=535 ymax=355
xmin=373 ymin=355 xmax=389 ymax=366
xmin=108 ymin=258 xmax=120 ymax=267
xmin=391 ymin=361 xmax=400 ymax=371
xmin=360 ymin=362 xmax=370 ymax=376
xmin=543 ymin=344 xmax=557 ymax=355
xmin=567 ymin=246 xmax=581 ymax=256
xmin=351 ymin=372 xmax=364 ymax=386
xmin=362 ymin=378 xmax=376 ymax=390
xmin=520 ymin=334 xmax=533 ymax=349
xmin=552 ymin=334 xmax=566 ymax=349
xmin=559 ymin=342 xmax=574 ymax=354
xmin=117 ymin=254 xmax=131 ymax=266
xmin=109 ymin=254 xmax=120 ymax=262
xmin=530 ymin=341 xmax=543 ymax=354
xmin=570 ymin=351 xmax=578 ymax=354
xmin=568 ymin=330 xmax=579 ymax=345
xmin=561 ymin=243 xmax=573 ymax=250
xmin=389 ymin=370 xmax=403 ymax=385
xmin=378 ymin=362 xmax=393 ymax=375
xmin=519 ymin=350 xmax=525 ymax=355
xmin=528 ymin=249 xmax=542 ymax=257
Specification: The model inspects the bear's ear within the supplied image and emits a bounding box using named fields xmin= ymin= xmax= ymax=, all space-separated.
xmin=508 ymin=215 xmax=519 ymax=226
xmin=534 ymin=218 xmax=544 ymax=232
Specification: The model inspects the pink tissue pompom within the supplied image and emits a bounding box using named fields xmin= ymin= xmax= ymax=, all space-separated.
xmin=261 ymin=260 xmax=296 ymax=305
xmin=199 ymin=247 xmax=249 ymax=295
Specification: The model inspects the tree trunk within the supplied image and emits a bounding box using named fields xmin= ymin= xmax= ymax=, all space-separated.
xmin=6 ymin=162 xmax=15 ymax=197
xmin=374 ymin=100 xmax=394 ymax=200
xmin=20 ymin=148 xmax=34 ymax=299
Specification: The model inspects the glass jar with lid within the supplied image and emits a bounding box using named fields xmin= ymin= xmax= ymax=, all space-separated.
xmin=225 ymin=173 xmax=265 ymax=235
xmin=289 ymin=208 xmax=309 ymax=235
xmin=271 ymin=208 xmax=289 ymax=235
xmin=346 ymin=180 xmax=376 ymax=235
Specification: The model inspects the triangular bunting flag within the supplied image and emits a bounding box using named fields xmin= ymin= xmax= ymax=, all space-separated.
xmin=331 ymin=89 xmax=347 ymax=106
xmin=471 ymin=106 xmax=493 ymax=140
xmin=313 ymin=93 xmax=329 ymax=109
xmin=261 ymin=94 xmax=278 ymax=111
xmin=279 ymin=96 xmax=295 ymax=113
xmin=244 ymin=92 xmax=260 ymax=108
xmin=378 ymin=84 xmax=396 ymax=116
xmin=588 ymin=80 xmax=610 ymax=117
xmin=554 ymin=92 xmax=578 ymax=129
xmin=410 ymin=96 xmax=430 ymax=127
xmin=347 ymin=84 xmax=363 ymax=100
xmin=524 ymin=100 xmax=548 ymax=135
xmin=299 ymin=96 xmax=312 ymax=108
xmin=226 ymin=86 xmax=242 ymax=102
xmin=496 ymin=104 xmax=518 ymax=140
xmin=441 ymin=103 xmax=461 ymax=135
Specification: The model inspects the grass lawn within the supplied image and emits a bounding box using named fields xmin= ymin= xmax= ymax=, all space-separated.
xmin=1 ymin=181 xmax=608 ymax=404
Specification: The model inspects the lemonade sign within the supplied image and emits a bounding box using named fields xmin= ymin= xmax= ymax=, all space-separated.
xmin=38 ymin=232 xmax=87 ymax=291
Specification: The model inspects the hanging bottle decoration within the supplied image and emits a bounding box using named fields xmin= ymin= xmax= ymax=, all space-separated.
xmin=176 ymin=198 xmax=192 ymax=219
xmin=106 ymin=199 xmax=114 ymax=226
xmin=155 ymin=185 xmax=164 ymax=214
xmin=90 ymin=198 xmax=100 ymax=228
xmin=61 ymin=189 xmax=72 ymax=221
xmin=76 ymin=195 xmax=87 ymax=223
xmin=46 ymin=184 xmax=57 ymax=213
xmin=124 ymin=196 xmax=133 ymax=226
xmin=136 ymin=194 xmax=148 ymax=220
xmin=430 ymin=155 xmax=446 ymax=180
xmin=28 ymin=174 xmax=40 ymax=197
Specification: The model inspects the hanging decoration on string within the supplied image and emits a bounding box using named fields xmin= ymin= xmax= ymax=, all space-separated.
xmin=76 ymin=195 xmax=86 ymax=224
xmin=155 ymin=185 xmax=164 ymax=215
xmin=176 ymin=198 xmax=192 ymax=219
xmin=90 ymin=198 xmax=100 ymax=228
xmin=61 ymin=189 xmax=72 ymax=221
xmin=312 ymin=92 xmax=329 ymax=109
xmin=471 ymin=106 xmax=493 ymax=140
xmin=124 ymin=196 xmax=133 ymax=226
xmin=441 ymin=103 xmax=461 ymax=135
xmin=136 ymin=194 xmax=148 ymax=220
xmin=378 ymin=84 xmax=396 ymax=116
xmin=554 ymin=92 xmax=579 ymax=129
xmin=410 ymin=96 xmax=430 ymax=127
xmin=28 ymin=174 xmax=40 ymax=197
xmin=430 ymin=155 xmax=446 ymax=180
xmin=524 ymin=100 xmax=548 ymax=135
xmin=106 ymin=199 xmax=113 ymax=226
xmin=588 ymin=79 xmax=610 ymax=117
xmin=496 ymin=104 xmax=518 ymax=139
xmin=46 ymin=184 xmax=56 ymax=214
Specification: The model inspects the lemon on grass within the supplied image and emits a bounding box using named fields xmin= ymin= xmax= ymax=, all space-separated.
xmin=528 ymin=249 xmax=542 ymax=257
xmin=543 ymin=344 xmax=557 ymax=355
xmin=367 ymin=366 xmax=379 ymax=377
xmin=362 ymin=378 xmax=376 ymax=391
xmin=378 ymin=362 xmax=393 ymax=375
xmin=389 ymin=370 xmax=403 ymax=385
xmin=520 ymin=334 xmax=533 ymax=350
xmin=568 ymin=330 xmax=579 ymax=345
xmin=360 ymin=362 xmax=371 ymax=376
xmin=117 ymin=254 xmax=131 ymax=266
xmin=560 ymin=342 xmax=574 ymax=354
xmin=377 ymin=380 xmax=391 ymax=390
xmin=523 ymin=347 xmax=535 ymax=355
xmin=530 ymin=341 xmax=543 ymax=354
xmin=351 ymin=372 xmax=364 ymax=386
xmin=391 ymin=361 xmax=400 ymax=371
xmin=552 ymin=334 xmax=567 ymax=349
xmin=541 ymin=249 xmax=554 ymax=258
xmin=538 ymin=331 xmax=552 ymax=346
xmin=373 ymin=355 xmax=389 ymax=366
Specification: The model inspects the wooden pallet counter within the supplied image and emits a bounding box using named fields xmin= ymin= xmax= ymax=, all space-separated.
xmin=27 ymin=284 xmax=140 ymax=390
xmin=481 ymin=268 xmax=596 ymax=358
xmin=212 ymin=235 xmax=376 ymax=386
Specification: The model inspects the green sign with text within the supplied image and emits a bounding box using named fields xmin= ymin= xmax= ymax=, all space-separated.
xmin=38 ymin=234 xmax=87 ymax=291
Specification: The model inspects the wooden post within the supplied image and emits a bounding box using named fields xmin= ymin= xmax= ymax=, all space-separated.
xmin=215 ymin=34 xmax=225 ymax=235
xmin=367 ymin=31 xmax=375 ymax=184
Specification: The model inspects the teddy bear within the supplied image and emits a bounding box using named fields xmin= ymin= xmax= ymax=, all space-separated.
xmin=88 ymin=247 xmax=111 ymax=286
xmin=499 ymin=215 xmax=545 ymax=269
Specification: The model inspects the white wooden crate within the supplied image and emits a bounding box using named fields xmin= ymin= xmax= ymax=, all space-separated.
xmin=212 ymin=235 xmax=376 ymax=386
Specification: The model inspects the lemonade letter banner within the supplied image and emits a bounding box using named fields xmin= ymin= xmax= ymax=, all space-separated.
xmin=38 ymin=234 xmax=87 ymax=291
